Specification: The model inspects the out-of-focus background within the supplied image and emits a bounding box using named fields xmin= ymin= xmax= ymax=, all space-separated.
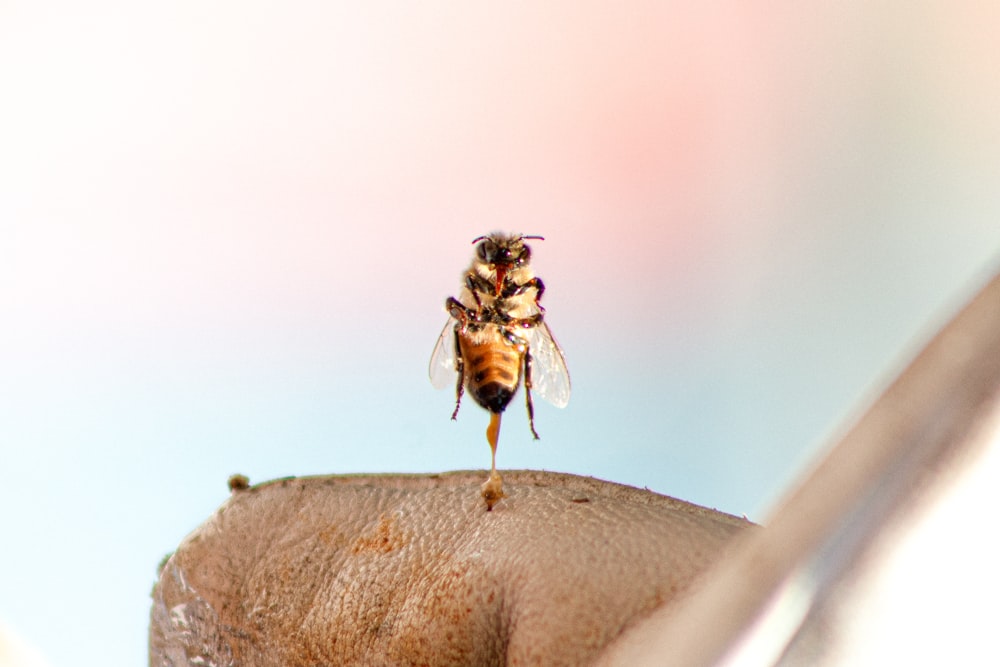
xmin=1 ymin=2 xmax=997 ymax=664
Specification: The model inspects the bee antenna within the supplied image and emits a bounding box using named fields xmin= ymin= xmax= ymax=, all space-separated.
xmin=469 ymin=233 xmax=545 ymax=244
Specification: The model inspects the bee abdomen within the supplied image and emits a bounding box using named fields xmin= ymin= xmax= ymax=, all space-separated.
xmin=473 ymin=366 xmax=516 ymax=383
xmin=473 ymin=381 xmax=516 ymax=413
xmin=462 ymin=343 xmax=522 ymax=413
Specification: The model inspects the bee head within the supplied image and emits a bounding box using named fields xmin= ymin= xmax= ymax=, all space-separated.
xmin=472 ymin=233 xmax=543 ymax=268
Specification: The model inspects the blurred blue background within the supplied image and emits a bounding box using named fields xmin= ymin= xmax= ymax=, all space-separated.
xmin=2 ymin=2 xmax=998 ymax=664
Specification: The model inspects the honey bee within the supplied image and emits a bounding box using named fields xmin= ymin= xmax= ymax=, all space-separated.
xmin=430 ymin=233 xmax=571 ymax=509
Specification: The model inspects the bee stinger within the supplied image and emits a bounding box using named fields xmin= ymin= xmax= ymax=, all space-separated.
xmin=429 ymin=232 xmax=571 ymax=510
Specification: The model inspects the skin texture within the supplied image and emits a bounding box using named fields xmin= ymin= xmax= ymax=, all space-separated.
xmin=150 ymin=470 xmax=751 ymax=666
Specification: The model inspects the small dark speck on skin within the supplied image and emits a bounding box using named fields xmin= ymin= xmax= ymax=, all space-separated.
xmin=228 ymin=474 xmax=250 ymax=492
xmin=571 ymin=497 xmax=590 ymax=504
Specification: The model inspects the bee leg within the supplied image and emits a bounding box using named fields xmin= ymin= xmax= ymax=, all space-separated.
xmin=445 ymin=302 xmax=474 ymax=421
xmin=512 ymin=313 xmax=544 ymax=329
xmin=523 ymin=346 xmax=540 ymax=440
xmin=481 ymin=412 xmax=505 ymax=510
xmin=446 ymin=296 xmax=474 ymax=321
xmin=531 ymin=276 xmax=545 ymax=304
xmin=504 ymin=276 xmax=546 ymax=308
xmin=465 ymin=273 xmax=490 ymax=308
xmin=451 ymin=327 xmax=464 ymax=420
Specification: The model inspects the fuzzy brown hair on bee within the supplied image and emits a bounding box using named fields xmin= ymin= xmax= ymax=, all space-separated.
xmin=430 ymin=233 xmax=571 ymax=510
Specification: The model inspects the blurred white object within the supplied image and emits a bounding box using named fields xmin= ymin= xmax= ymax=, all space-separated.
xmin=816 ymin=404 xmax=1000 ymax=666
xmin=0 ymin=621 xmax=50 ymax=667
xmin=600 ymin=269 xmax=1000 ymax=666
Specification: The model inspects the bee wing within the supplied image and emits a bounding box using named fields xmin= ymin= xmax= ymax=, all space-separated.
xmin=524 ymin=322 xmax=571 ymax=408
xmin=429 ymin=318 xmax=460 ymax=389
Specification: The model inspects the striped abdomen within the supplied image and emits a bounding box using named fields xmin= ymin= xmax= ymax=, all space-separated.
xmin=459 ymin=330 xmax=524 ymax=414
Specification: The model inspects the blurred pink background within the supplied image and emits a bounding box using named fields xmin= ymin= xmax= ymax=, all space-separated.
xmin=2 ymin=2 xmax=998 ymax=664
